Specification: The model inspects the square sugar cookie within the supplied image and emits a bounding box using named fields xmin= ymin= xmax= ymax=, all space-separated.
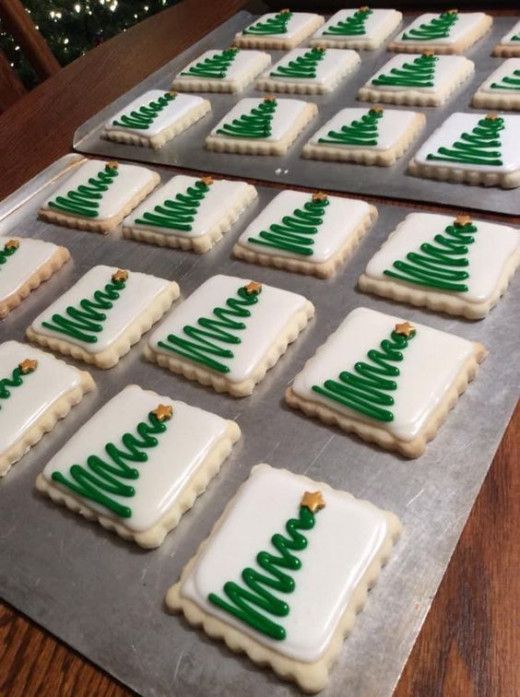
xmin=256 ymin=47 xmax=360 ymax=95
xmin=310 ymin=8 xmax=403 ymax=50
xmin=206 ymin=96 xmax=317 ymax=155
xmin=233 ymin=191 xmax=378 ymax=278
xmin=492 ymin=19 xmax=520 ymax=57
xmin=103 ymin=90 xmax=211 ymax=148
xmin=36 ymin=385 xmax=240 ymax=548
xmin=358 ymin=53 xmax=474 ymax=106
xmin=123 ymin=174 xmax=257 ymax=253
xmin=172 ymin=48 xmax=271 ymax=93
xmin=286 ymin=307 xmax=486 ymax=458
xmin=39 ymin=160 xmax=160 ymax=233
xmin=358 ymin=213 xmax=520 ymax=319
xmin=408 ymin=112 xmax=520 ymax=188
xmin=234 ymin=10 xmax=324 ymax=49
xmin=0 ymin=341 xmax=94 ymax=477
xmin=389 ymin=11 xmax=492 ymax=55
xmin=472 ymin=59 xmax=520 ymax=110
xmin=302 ymin=106 xmax=425 ymax=165
xmin=27 ymin=265 xmax=179 ymax=369
xmin=0 ymin=237 xmax=70 ymax=319
xmin=166 ymin=463 xmax=402 ymax=693
xmin=145 ymin=274 xmax=314 ymax=397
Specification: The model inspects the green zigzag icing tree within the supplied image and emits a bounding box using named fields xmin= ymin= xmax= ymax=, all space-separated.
xmin=243 ymin=10 xmax=293 ymax=35
xmin=217 ymin=98 xmax=277 ymax=139
xmin=323 ymin=7 xmax=373 ymax=36
xmin=426 ymin=114 xmax=505 ymax=166
xmin=402 ymin=11 xmax=459 ymax=41
xmin=247 ymin=193 xmax=329 ymax=256
xmin=135 ymin=178 xmax=212 ymax=232
xmin=0 ymin=360 xmax=37 ymax=410
xmin=181 ymin=49 xmax=239 ymax=79
xmin=491 ymin=68 xmax=520 ymax=91
xmin=270 ymin=47 xmax=326 ymax=79
xmin=318 ymin=107 xmax=383 ymax=146
xmin=48 ymin=162 xmax=119 ymax=219
xmin=372 ymin=53 xmax=438 ymax=88
xmin=112 ymin=92 xmax=175 ymax=130
xmin=312 ymin=323 xmax=416 ymax=422
xmin=383 ymin=215 xmax=477 ymax=292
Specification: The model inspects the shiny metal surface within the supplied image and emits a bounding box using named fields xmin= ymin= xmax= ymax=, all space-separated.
xmin=73 ymin=10 xmax=520 ymax=216
xmin=0 ymin=155 xmax=518 ymax=697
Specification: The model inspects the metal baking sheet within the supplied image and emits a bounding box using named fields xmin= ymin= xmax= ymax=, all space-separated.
xmin=0 ymin=154 xmax=519 ymax=697
xmin=73 ymin=8 xmax=520 ymax=217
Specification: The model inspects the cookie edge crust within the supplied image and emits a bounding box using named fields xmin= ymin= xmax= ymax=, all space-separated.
xmin=472 ymin=89 xmax=520 ymax=111
xmin=407 ymin=157 xmax=520 ymax=189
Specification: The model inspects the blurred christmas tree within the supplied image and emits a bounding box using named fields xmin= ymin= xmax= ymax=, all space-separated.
xmin=0 ymin=0 xmax=177 ymax=89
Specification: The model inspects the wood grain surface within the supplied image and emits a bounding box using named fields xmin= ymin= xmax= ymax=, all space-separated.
xmin=0 ymin=2 xmax=518 ymax=696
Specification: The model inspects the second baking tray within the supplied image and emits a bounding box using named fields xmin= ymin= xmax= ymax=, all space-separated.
xmin=73 ymin=7 xmax=520 ymax=216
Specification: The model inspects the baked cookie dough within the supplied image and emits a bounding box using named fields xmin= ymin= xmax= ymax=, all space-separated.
xmin=172 ymin=49 xmax=271 ymax=93
xmin=472 ymin=59 xmax=520 ymax=110
xmin=234 ymin=10 xmax=324 ymax=49
xmin=492 ymin=19 xmax=520 ymax=57
xmin=310 ymin=8 xmax=402 ymax=50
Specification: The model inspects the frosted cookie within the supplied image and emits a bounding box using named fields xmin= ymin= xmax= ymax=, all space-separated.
xmin=492 ymin=19 xmax=520 ymax=57
xmin=103 ymin=90 xmax=211 ymax=148
xmin=389 ymin=11 xmax=492 ymax=55
xmin=206 ymin=96 xmax=317 ymax=155
xmin=234 ymin=10 xmax=324 ymax=49
xmin=310 ymin=8 xmax=402 ymax=50
xmin=256 ymin=47 xmax=360 ymax=95
xmin=26 ymin=266 xmax=179 ymax=369
xmin=39 ymin=160 xmax=160 ymax=233
xmin=166 ymin=463 xmax=401 ymax=693
xmin=302 ymin=106 xmax=425 ymax=166
xmin=0 ymin=341 xmax=94 ymax=478
xmin=145 ymin=274 xmax=314 ymax=397
xmin=0 ymin=237 xmax=70 ymax=319
xmin=36 ymin=385 xmax=240 ymax=548
xmin=359 ymin=213 xmax=520 ymax=319
xmin=123 ymin=175 xmax=257 ymax=253
xmin=472 ymin=59 xmax=520 ymax=110
xmin=233 ymin=191 xmax=378 ymax=278
xmin=286 ymin=307 xmax=486 ymax=458
xmin=408 ymin=112 xmax=520 ymax=188
xmin=358 ymin=53 xmax=474 ymax=106
xmin=172 ymin=48 xmax=271 ymax=93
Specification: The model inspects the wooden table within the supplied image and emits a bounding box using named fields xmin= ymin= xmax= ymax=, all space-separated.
xmin=0 ymin=2 xmax=518 ymax=695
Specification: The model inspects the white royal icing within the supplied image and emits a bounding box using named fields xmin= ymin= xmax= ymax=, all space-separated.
xmin=148 ymin=274 xmax=310 ymax=383
xmin=306 ymin=107 xmax=419 ymax=151
xmin=476 ymin=58 xmax=520 ymax=94
xmin=125 ymin=175 xmax=255 ymax=238
xmin=0 ymin=340 xmax=84 ymax=456
xmin=210 ymin=97 xmax=312 ymax=143
xmin=496 ymin=19 xmax=520 ymax=47
xmin=42 ymin=160 xmax=158 ymax=221
xmin=312 ymin=9 xmax=402 ymax=46
xmin=237 ymin=190 xmax=373 ymax=263
xmin=291 ymin=306 xmax=476 ymax=441
xmin=412 ymin=112 xmax=520 ymax=174
xmin=174 ymin=49 xmax=271 ymax=87
xmin=393 ymin=12 xmax=489 ymax=46
xmin=0 ymin=237 xmax=63 ymax=303
xmin=30 ymin=265 xmax=172 ymax=354
xmin=238 ymin=12 xmax=322 ymax=41
xmin=364 ymin=213 xmax=520 ymax=304
xmin=365 ymin=54 xmax=473 ymax=93
xmin=105 ymin=90 xmax=208 ymax=138
xmin=181 ymin=464 xmax=394 ymax=662
xmin=264 ymin=47 xmax=360 ymax=88
xmin=42 ymin=385 xmax=231 ymax=531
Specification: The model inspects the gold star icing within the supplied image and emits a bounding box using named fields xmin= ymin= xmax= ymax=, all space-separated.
xmin=485 ymin=112 xmax=499 ymax=121
xmin=447 ymin=8 xmax=458 ymax=14
xmin=394 ymin=321 xmax=416 ymax=337
xmin=4 ymin=239 xmax=20 ymax=250
xmin=422 ymin=49 xmax=435 ymax=56
xmin=312 ymin=191 xmax=328 ymax=202
xmin=112 ymin=269 xmax=129 ymax=283
xmin=245 ymin=281 xmax=262 ymax=295
xmin=370 ymin=105 xmax=384 ymax=114
xmin=168 ymin=90 xmax=178 ymax=97
xmin=359 ymin=5 xmax=370 ymax=11
xmin=152 ymin=404 xmax=173 ymax=422
xmin=280 ymin=8 xmax=291 ymax=13
xmin=455 ymin=214 xmax=472 ymax=227
xmin=18 ymin=359 xmax=38 ymax=374
xmin=201 ymin=175 xmax=214 ymax=186
xmin=106 ymin=160 xmax=119 ymax=170
xmin=264 ymin=95 xmax=277 ymax=103
xmin=301 ymin=491 xmax=325 ymax=513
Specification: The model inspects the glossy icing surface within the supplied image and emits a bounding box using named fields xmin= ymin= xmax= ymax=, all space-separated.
xmin=364 ymin=213 xmax=520 ymax=302
xmin=478 ymin=58 xmax=520 ymax=93
xmin=312 ymin=9 xmax=402 ymax=44
xmin=175 ymin=49 xmax=271 ymax=84
xmin=0 ymin=341 xmax=84 ymax=454
xmin=148 ymin=274 xmax=309 ymax=382
xmin=239 ymin=12 xmax=321 ymax=40
xmin=265 ymin=47 xmax=360 ymax=86
xmin=292 ymin=306 xmax=475 ymax=441
xmin=0 ymin=237 xmax=61 ymax=301
xmin=31 ymin=265 xmax=172 ymax=353
xmin=181 ymin=464 xmax=391 ymax=661
xmin=237 ymin=190 xmax=373 ymax=262
xmin=42 ymin=385 xmax=230 ymax=531
xmin=394 ymin=12 xmax=488 ymax=45
xmin=497 ymin=19 xmax=520 ymax=46
xmin=125 ymin=175 xmax=254 ymax=237
xmin=367 ymin=54 xmax=473 ymax=93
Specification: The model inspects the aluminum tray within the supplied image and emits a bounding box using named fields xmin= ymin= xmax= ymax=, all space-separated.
xmin=0 ymin=154 xmax=519 ymax=697
xmin=73 ymin=9 xmax=520 ymax=216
